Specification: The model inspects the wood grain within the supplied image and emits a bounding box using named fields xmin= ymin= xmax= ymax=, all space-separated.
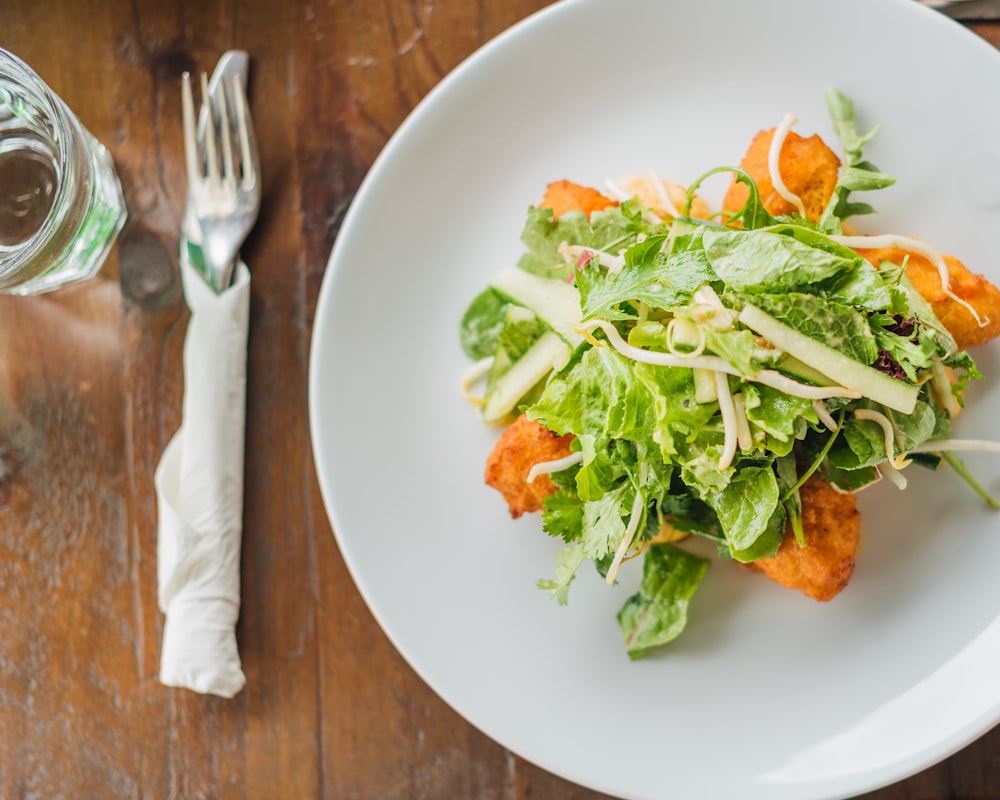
xmin=0 ymin=2 xmax=998 ymax=799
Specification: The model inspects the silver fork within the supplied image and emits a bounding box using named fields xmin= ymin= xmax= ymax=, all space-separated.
xmin=181 ymin=67 xmax=260 ymax=293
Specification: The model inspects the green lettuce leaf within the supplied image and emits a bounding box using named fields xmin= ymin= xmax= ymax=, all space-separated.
xmin=708 ymin=465 xmax=783 ymax=560
xmin=632 ymin=361 xmax=719 ymax=461
xmin=518 ymin=204 xmax=650 ymax=281
xmin=528 ymin=345 xmax=661 ymax=458
xmin=578 ymin=229 xmax=719 ymax=321
xmin=460 ymin=288 xmax=508 ymax=359
xmin=617 ymin=543 xmax=709 ymax=659
xmin=703 ymin=228 xmax=857 ymax=292
xmin=743 ymin=383 xmax=817 ymax=452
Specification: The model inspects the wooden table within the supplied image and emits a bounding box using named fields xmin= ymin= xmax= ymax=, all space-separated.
xmin=1 ymin=2 xmax=998 ymax=798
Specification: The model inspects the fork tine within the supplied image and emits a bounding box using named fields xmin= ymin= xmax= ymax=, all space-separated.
xmin=230 ymin=74 xmax=256 ymax=185
xmin=217 ymin=78 xmax=235 ymax=183
xmin=200 ymin=72 xmax=219 ymax=186
xmin=181 ymin=72 xmax=200 ymax=178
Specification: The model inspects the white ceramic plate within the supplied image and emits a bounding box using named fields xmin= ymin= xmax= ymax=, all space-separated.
xmin=308 ymin=1 xmax=1000 ymax=797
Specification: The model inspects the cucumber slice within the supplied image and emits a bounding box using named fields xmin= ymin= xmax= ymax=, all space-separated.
xmin=773 ymin=354 xmax=837 ymax=387
xmin=490 ymin=266 xmax=585 ymax=348
xmin=482 ymin=332 xmax=571 ymax=423
xmin=738 ymin=303 xmax=918 ymax=414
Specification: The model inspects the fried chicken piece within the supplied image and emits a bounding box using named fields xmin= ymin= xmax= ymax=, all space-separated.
xmin=721 ymin=128 xmax=841 ymax=224
xmin=540 ymin=179 xmax=617 ymax=221
xmin=751 ymin=474 xmax=861 ymax=602
xmin=617 ymin=176 xmax=713 ymax=221
xmin=856 ymin=246 xmax=1000 ymax=349
xmin=485 ymin=415 xmax=575 ymax=518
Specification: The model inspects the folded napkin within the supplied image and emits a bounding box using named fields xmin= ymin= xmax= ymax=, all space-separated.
xmin=155 ymin=252 xmax=250 ymax=698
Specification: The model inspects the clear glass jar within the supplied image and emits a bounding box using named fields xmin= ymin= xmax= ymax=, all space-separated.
xmin=0 ymin=48 xmax=126 ymax=295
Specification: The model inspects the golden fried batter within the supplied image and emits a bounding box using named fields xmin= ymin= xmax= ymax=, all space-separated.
xmin=539 ymin=179 xmax=617 ymax=222
xmin=722 ymin=128 xmax=841 ymax=223
xmin=751 ymin=474 xmax=861 ymax=602
xmin=856 ymin=246 xmax=1000 ymax=350
xmin=485 ymin=415 xmax=575 ymax=518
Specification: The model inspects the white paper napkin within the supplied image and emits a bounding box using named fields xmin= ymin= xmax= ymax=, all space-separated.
xmin=155 ymin=253 xmax=250 ymax=698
